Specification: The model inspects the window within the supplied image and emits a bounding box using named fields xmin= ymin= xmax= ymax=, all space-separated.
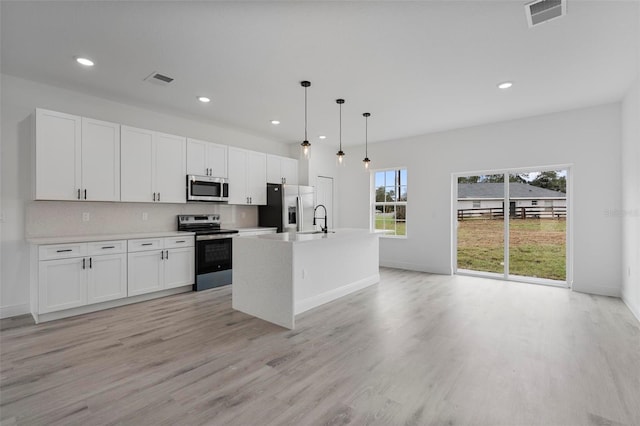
xmin=532 ymin=200 xmax=538 ymax=206
xmin=373 ymin=169 xmax=407 ymax=236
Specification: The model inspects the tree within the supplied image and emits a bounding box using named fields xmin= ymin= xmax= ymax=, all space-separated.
xmin=530 ymin=171 xmax=566 ymax=193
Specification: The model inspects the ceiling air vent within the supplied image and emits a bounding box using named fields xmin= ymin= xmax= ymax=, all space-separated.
xmin=525 ymin=0 xmax=566 ymax=28
xmin=144 ymin=72 xmax=174 ymax=86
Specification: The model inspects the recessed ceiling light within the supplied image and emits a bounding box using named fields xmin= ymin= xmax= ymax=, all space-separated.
xmin=197 ymin=96 xmax=211 ymax=103
xmin=75 ymin=57 xmax=94 ymax=67
xmin=271 ymin=120 xmax=280 ymax=125
xmin=319 ymin=135 xmax=326 ymax=139
xmin=497 ymin=81 xmax=513 ymax=89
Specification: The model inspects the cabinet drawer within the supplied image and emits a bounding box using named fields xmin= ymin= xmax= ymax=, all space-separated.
xmin=87 ymin=240 xmax=126 ymax=255
xmin=164 ymin=236 xmax=194 ymax=249
xmin=128 ymin=238 xmax=163 ymax=252
xmin=39 ymin=243 xmax=86 ymax=261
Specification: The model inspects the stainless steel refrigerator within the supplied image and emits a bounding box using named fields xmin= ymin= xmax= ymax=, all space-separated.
xmin=259 ymin=184 xmax=315 ymax=233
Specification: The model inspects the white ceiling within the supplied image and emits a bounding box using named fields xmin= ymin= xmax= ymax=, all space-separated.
xmin=1 ymin=1 xmax=638 ymax=147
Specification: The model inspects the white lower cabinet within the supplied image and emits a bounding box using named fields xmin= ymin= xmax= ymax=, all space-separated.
xmin=127 ymin=237 xmax=195 ymax=296
xmin=38 ymin=257 xmax=87 ymax=314
xmin=34 ymin=235 xmax=194 ymax=319
xmin=38 ymin=241 xmax=127 ymax=314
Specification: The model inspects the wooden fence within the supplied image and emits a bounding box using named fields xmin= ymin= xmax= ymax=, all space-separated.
xmin=457 ymin=206 xmax=566 ymax=220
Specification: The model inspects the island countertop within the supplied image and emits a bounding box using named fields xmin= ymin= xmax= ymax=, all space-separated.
xmin=237 ymin=228 xmax=381 ymax=244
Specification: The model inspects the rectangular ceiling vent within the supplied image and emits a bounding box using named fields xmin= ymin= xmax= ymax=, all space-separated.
xmin=525 ymin=0 xmax=566 ymax=28
xmin=144 ymin=72 xmax=174 ymax=86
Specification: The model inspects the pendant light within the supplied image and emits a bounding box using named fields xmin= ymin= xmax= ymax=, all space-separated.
xmin=362 ymin=112 xmax=371 ymax=169
xmin=300 ymin=81 xmax=311 ymax=159
xmin=336 ymin=99 xmax=346 ymax=165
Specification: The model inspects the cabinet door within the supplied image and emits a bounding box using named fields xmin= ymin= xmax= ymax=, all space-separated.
xmin=266 ymin=154 xmax=282 ymax=184
xmin=81 ymin=118 xmax=121 ymax=201
xmin=281 ymin=157 xmax=298 ymax=185
xmin=207 ymin=143 xmax=228 ymax=178
xmin=227 ymin=148 xmax=248 ymax=205
xmin=39 ymin=257 xmax=87 ymax=313
xmin=164 ymin=247 xmax=194 ymax=289
xmin=127 ymin=250 xmax=163 ymax=296
xmin=154 ymin=132 xmax=186 ymax=203
xmin=87 ymin=253 xmax=127 ymax=304
xmin=121 ymin=126 xmax=154 ymax=202
xmin=186 ymin=138 xmax=208 ymax=176
xmin=247 ymin=151 xmax=267 ymax=205
xmin=35 ymin=109 xmax=81 ymax=200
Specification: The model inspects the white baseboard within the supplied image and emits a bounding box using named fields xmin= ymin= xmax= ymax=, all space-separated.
xmin=295 ymin=274 xmax=379 ymax=315
xmin=379 ymin=260 xmax=451 ymax=275
xmin=572 ymin=284 xmax=621 ymax=298
xmin=622 ymin=295 xmax=640 ymax=323
xmin=0 ymin=303 xmax=30 ymax=319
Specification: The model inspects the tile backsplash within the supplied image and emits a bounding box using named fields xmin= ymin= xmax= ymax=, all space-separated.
xmin=25 ymin=201 xmax=258 ymax=238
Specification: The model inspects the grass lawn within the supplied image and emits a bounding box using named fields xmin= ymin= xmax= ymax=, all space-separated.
xmin=457 ymin=218 xmax=566 ymax=280
xmin=375 ymin=216 xmax=406 ymax=236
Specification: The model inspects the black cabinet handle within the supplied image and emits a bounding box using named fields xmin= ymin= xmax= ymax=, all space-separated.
xmin=175 ymin=240 xmax=185 ymax=243
xmin=89 ymin=257 xmax=92 ymax=269
xmin=161 ymin=250 xmax=164 ymax=260
xmin=165 ymin=250 xmax=169 ymax=259
xmin=153 ymin=192 xmax=156 ymax=201
xmin=56 ymin=249 xmax=73 ymax=253
xmin=158 ymin=193 xmax=161 ymax=202
xmin=77 ymin=189 xmax=81 ymax=200
xmin=141 ymin=243 xmax=153 ymax=246
xmin=101 ymin=246 xmax=115 ymax=249
xmin=84 ymin=189 xmax=87 ymax=200
xmin=82 ymin=258 xmax=86 ymax=269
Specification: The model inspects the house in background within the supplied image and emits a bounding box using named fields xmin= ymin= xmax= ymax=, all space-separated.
xmin=457 ymin=182 xmax=566 ymax=219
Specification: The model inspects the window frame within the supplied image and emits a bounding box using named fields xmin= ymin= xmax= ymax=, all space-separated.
xmin=371 ymin=167 xmax=408 ymax=238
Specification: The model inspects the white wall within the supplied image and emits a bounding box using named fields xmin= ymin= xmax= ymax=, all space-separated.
xmin=0 ymin=74 xmax=292 ymax=318
xmin=622 ymin=77 xmax=640 ymax=321
xmin=339 ymin=103 xmax=623 ymax=297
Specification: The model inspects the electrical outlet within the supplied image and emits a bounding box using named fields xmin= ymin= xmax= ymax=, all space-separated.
xmin=142 ymin=212 xmax=148 ymax=221
xmin=82 ymin=212 xmax=90 ymax=222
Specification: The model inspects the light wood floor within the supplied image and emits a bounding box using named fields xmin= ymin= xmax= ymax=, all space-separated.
xmin=1 ymin=268 xmax=639 ymax=426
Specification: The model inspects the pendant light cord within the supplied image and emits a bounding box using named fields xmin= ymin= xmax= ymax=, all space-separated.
xmin=365 ymin=115 xmax=368 ymax=157
xmin=339 ymin=102 xmax=342 ymax=151
xmin=304 ymin=86 xmax=308 ymax=141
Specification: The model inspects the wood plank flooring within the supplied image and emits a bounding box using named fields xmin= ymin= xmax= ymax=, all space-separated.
xmin=1 ymin=268 xmax=639 ymax=425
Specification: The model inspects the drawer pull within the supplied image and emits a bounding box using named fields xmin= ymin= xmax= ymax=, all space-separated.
xmin=141 ymin=243 xmax=153 ymax=246
xmin=101 ymin=246 xmax=116 ymax=249
xmin=175 ymin=240 xmax=186 ymax=243
xmin=56 ymin=249 xmax=73 ymax=253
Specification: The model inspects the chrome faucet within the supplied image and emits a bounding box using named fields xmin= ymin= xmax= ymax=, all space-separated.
xmin=313 ymin=204 xmax=328 ymax=233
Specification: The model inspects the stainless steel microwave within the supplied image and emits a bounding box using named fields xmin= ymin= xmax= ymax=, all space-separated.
xmin=186 ymin=175 xmax=229 ymax=202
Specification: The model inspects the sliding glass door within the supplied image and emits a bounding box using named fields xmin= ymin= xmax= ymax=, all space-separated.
xmin=456 ymin=169 xmax=568 ymax=285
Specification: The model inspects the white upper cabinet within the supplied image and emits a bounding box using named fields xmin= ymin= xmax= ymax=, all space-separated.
xmin=81 ymin=118 xmax=121 ymax=201
xmin=121 ymin=126 xmax=186 ymax=203
xmin=266 ymin=154 xmax=298 ymax=185
xmin=228 ymin=147 xmax=266 ymax=205
xmin=35 ymin=109 xmax=120 ymax=201
xmin=186 ymin=138 xmax=228 ymax=177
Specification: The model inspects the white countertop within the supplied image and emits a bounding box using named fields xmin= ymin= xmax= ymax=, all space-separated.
xmin=236 ymin=227 xmax=278 ymax=232
xmin=27 ymin=231 xmax=195 ymax=245
xmin=238 ymin=228 xmax=379 ymax=244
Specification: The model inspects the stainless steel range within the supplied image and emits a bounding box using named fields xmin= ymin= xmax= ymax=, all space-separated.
xmin=177 ymin=214 xmax=239 ymax=291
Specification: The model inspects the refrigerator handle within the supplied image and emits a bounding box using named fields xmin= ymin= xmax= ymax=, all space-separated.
xmin=297 ymin=196 xmax=302 ymax=232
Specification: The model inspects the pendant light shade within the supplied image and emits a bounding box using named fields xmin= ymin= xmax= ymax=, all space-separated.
xmin=362 ymin=112 xmax=371 ymax=169
xmin=300 ymin=81 xmax=311 ymax=159
xmin=336 ymin=99 xmax=346 ymax=166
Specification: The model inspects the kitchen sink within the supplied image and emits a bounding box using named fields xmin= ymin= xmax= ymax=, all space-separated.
xmin=297 ymin=230 xmax=336 ymax=234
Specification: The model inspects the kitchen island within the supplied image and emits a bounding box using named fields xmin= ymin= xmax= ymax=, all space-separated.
xmin=232 ymin=229 xmax=380 ymax=329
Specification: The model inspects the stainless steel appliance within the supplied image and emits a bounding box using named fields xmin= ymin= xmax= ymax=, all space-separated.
xmin=186 ymin=175 xmax=229 ymax=202
xmin=177 ymin=214 xmax=238 ymax=290
xmin=259 ymin=184 xmax=315 ymax=233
